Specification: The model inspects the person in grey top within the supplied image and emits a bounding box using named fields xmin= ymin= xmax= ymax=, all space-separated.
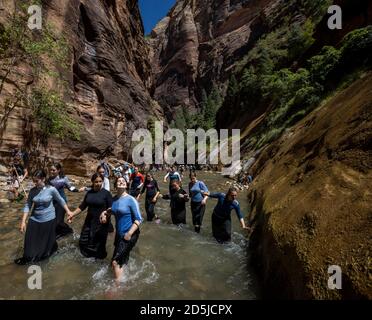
xmin=14 ymin=170 xmax=73 ymax=265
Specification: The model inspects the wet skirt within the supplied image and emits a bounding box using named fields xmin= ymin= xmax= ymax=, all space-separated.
xmin=171 ymin=208 xmax=186 ymax=225
xmin=79 ymin=217 xmax=109 ymax=259
xmin=212 ymin=213 xmax=232 ymax=243
xmin=112 ymin=229 xmax=140 ymax=267
xmin=15 ymin=218 xmax=58 ymax=264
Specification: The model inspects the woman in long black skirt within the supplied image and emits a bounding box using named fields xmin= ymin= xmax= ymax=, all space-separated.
xmin=15 ymin=170 xmax=73 ymax=265
xmin=204 ymin=187 xmax=250 ymax=243
xmin=188 ymin=172 xmax=209 ymax=233
xmin=68 ymin=173 xmax=113 ymax=259
xmin=48 ymin=163 xmax=80 ymax=239
xmin=139 ymin=172 xmax=160 ymax=222
xmin=162 ymin=180 xmax=189 ymax=225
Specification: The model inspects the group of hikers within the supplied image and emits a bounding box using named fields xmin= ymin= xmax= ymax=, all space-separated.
xmin=10 ymin=154 xmax=250 ymax=283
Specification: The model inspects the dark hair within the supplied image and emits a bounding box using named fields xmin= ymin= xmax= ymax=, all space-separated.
xmin=227 ymin=187 xmax=238 ymax=196
xmin=96 ymin=165 xmax=105 ymax=173
xmin=50 ymin=163 xmax=65 ymax=178
xmin=33 ymin=169 xmax=47 ymax=179
xmin=91 ymin=173 xmax=103 ymax=183
xmin=145 ymin=172 xmax=153 ymax=179
xmin=189 ymin=172 xmax=197 ymax=179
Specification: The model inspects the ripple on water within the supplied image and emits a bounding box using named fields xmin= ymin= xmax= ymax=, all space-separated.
xmin=0 ymin=171 xmax=260 ymax=299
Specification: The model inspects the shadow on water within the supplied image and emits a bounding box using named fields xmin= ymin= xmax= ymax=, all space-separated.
xmin=0 ymin=171 xmax=261 ymax=299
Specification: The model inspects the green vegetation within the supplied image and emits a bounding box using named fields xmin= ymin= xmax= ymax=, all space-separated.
xmin=308 ymin=46 xmax=341 ymax=84
xmin=30 ymin=88 xmax=81 ymax=143
xmin=199 ymin=87 xmax=222 ymax=130
xmin=340 ymin=26 xmax=372 ymax=64
xmin=0 ymin=0 xmax=79 ymax=144
xmin=225 ymin=24 xmax=372 ymax=150
xmin=170 ymin=86 xmax=222 ymax=132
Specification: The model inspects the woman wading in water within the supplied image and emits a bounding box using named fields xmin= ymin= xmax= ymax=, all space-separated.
xmin=139 ymin=172 xmax=160 ymax=222
xmin=188 ymin=172 xmax=209 ymax=233
xmin=15 ymin=170 xmax=73 ymax=265
xmin=100 ymin=177 xmax=143 ymax=282
xmin=204 ymin=187 xmax=250 ymax=243
xmin=68 ymin=173 xmax=113 ymax=259
xmin=162 ymin=180 xmax=189 ymax=225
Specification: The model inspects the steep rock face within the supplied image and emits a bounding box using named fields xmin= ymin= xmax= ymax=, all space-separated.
xmin=248 ymin=72 xmax=372 ymax=299
xmin=0 ymin=0 xmax=162 ymax=175
xmin=149 ymin=0 xmax=278 ymax=121
xmin=216 ymin=0 xmax=372 ymax=134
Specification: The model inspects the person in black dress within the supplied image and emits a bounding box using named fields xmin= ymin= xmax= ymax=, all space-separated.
xmin=162 ymin=180 xmax=189 ymax=225
xmin=68 ymin=173 xmax=113 ymax=259
xmin=139 ymin=172 xmax=160 ymax=222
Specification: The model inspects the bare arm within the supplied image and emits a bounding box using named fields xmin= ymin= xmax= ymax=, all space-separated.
xmin=124 ymin=220 xmax=141 ymax=240
xmin=20 ymin=211 xmax=28 ymax=233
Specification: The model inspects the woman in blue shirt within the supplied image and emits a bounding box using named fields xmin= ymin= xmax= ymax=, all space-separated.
xmin=15 ymin=170 xmax=73 ymax=265
xmin=204 ymin=187 xmax=250 ymax=243
xmin=188 ymin=172 xmax=209 ymax=233
xmin=48 ymin=163 xmax=80 ymax=239
xmin=100 ymin=177 xmax=143 ymax=282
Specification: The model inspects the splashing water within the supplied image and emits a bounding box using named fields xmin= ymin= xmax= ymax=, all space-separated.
xmin=0 ymin=172 xmax=260 ymax=299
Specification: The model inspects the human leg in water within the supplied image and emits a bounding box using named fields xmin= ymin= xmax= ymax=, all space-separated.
xmin=191 ymin=201 xmax=206 ymax=233
xmin=111 ymin=230 xmax=140 ymax=283
xmin=212 ymin=213 xmax=232 ymax=243
xmin=145 ymin=199 xmax=155 ymax=222
xmin=15 ymin=219 xmax=58 ymax=265
xmin=171 ymin=208 xmax=186 ymax=225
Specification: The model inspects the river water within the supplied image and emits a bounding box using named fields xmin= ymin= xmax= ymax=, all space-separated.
xmin=0 ymin=171 xmax=260 ymax=300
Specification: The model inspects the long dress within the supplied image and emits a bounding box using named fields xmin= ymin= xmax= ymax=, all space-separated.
xmin=15 ymin=186 xmax=66 ymax=265
xmin=163 ymin=188 xmax=188 ymax=225
xmin=141 ymin=179 xmax=160 ymax=221
xmin=78 ymin=189 xmax=113 ymax=259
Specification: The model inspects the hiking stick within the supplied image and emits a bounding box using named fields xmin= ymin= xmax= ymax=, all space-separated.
xmin=12 ymin=165 xmax=28 ymax=198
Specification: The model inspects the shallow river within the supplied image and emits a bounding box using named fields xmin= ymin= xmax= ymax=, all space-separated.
xmin=0 ymin=171 xmax=260 ymax=300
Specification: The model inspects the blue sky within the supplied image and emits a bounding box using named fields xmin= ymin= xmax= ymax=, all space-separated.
xmin=139 ymin=0 xmax=176 ymax=35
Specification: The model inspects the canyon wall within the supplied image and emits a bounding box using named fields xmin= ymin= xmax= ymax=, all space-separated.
xmin=0 ymin=0 xmax=162 ymax=175
xmin=149 ymin=0 xmax=279 ymax=121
